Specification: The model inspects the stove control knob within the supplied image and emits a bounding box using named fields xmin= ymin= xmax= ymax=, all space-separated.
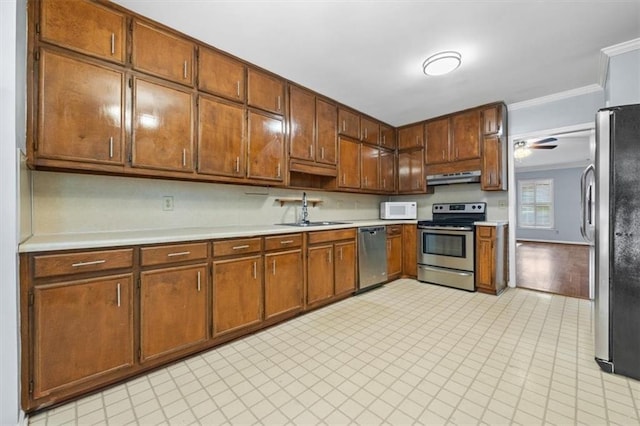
xmin=472 ymin=205 xmax=476 ymax=209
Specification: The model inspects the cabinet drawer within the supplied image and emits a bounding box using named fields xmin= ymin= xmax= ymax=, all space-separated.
xmin=264 ymin=234 xmax=303 ymax=251
xmin=477 ymin=226 xmax=494 ymax=238
xmin=307 ymin=228 xmax=356 ymax=245
xmin=213 ymin=238 xmax=262 ymax=257
xmin=386 ymin=225 xmax=403 ymax=236
xmin=140 ymin=242 xmax=208 ymax=266
xmin=33 ymin=249 xmax=134 ymax=279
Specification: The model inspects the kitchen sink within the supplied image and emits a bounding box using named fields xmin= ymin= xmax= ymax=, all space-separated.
xmin=277 ymin=221 xmax=351 ymax=227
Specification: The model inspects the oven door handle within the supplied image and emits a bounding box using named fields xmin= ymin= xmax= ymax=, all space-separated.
xmin=418 ymin=225 xmax=473 ymax=232
xmin=418 ymin=265 xmax=473 ymax=277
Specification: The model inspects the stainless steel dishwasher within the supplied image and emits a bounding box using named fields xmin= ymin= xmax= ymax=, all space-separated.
xmin=357 ymin=226 xmax=387 ymax=293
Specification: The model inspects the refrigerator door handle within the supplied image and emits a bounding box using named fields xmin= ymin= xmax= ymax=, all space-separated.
xmin=580 ymin=164 xmax=595 ymax=242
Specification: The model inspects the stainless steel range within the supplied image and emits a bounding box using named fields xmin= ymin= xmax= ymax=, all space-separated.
xmin=417 ymin=202 xmax=486 ymax=291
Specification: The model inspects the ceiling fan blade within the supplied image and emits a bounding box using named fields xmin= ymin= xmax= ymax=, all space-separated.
xmin=531 ymin=145 xmax=557 ymax=149
xmin=530 ymin=137 xmax=558 ymax=145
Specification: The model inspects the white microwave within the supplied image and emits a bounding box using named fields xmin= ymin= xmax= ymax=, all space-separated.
xmin=380 ymin=201 xmax=417 ymax=220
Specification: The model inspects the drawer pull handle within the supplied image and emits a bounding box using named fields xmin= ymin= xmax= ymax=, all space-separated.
xmin=183 ymin=60 xmax=188 ymax=79
xmin=182 ymin=149 xmax=187 ymax=167
xmin=253 ymin=261 xmax=257 ymax=279
xmin=235 ymin=156 xmax=240 ymax=173
xmin=116 ymin=283 xmax=121 ymax=307
xmin=280 ymin=240 xmax=294 ymax=245
xmin=236 ymin=81 xmax=240 ymax=98
xmin=277 ymin=95 xmax=281 ymax=111
xmin=167 ymin=251 xmax=191 ymax=257
xmin=233 ymin=245 xmax=250 ymax=250
xmin=110 ymin=33 xmax=115 ymax=55
xmin=72 ymin=260 xmax=106 ymax=267
xmin=109 ymin=137 xmax=114 ymax=159
xmin=272 ymin=259 xmax=276 ymax=275
xmin=321 ymin=147 xmax=325 ymax=159
xmin=197 ymin=271 xmax=201 ymax=292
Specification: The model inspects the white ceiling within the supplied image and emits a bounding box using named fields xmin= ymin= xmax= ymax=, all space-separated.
xmin=112 ymin=0 xmax=640 ymax=127
xmin=514 ymin=130 xmax=594 ymax=171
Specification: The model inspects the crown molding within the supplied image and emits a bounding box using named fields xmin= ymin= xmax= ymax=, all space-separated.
xmin=507 ymin=84 xmax=603 ymax=111
xmin=598 ymin=38 xmax=640 ymax=87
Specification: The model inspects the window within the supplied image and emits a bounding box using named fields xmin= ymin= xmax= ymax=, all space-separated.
xmin=519 ymin=179 xmax=554 ymax=228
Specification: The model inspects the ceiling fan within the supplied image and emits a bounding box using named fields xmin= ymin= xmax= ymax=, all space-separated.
xmin=514 ymin=137 xmax=558 ymax=160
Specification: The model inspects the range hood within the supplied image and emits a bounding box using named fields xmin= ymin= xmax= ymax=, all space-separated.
xmin=426 ymin=170 xmax=481 ymax=186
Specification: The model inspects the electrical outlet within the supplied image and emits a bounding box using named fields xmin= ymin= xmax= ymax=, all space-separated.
xmin=162 ymin=196 xmax=174 ymax=211
xmin=498 ymin=199 xmax=507 ymax=208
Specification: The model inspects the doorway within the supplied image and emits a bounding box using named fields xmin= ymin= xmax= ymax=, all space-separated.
xmin=508 ymin=125 xmax=594 ymax=299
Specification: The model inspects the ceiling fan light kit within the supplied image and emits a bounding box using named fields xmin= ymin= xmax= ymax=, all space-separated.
xmin=423 ymin=51 xmax=462 ymax=76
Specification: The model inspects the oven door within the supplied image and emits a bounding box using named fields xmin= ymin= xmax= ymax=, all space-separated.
xmin=418 ymin=227 xmax=474 ymax=271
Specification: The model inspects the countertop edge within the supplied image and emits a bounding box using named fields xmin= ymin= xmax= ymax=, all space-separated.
xmin=19 ymin=220 xmax=419 ymax=253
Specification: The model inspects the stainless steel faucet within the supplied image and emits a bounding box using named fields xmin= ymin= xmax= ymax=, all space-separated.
xmin=301 ymin=192 xmax=309 ymax=224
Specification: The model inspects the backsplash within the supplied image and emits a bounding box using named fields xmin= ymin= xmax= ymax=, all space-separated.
xmin=31 ymin=172 xmax=388 ymax=234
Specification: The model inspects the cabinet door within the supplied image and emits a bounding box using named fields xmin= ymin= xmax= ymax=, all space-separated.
xmin=402 ymin=224 xmax=417 ymax=278
xmin=247 ymin=68 xmax=284 ymax=114
xmin=37 ymin=50 xmax=125 ymax=165
xmin=338 ymin=137 xmax=361 ymax=189
xmin=247 ymin=111 xmax=284 ymax=181
xmin=380 ymin=124 xmax=397 ymax=149
xmin=398 ymin=123 xmax=424 ymax=150
xmin=481 ymin=135 xmax=504 ymax=190
xmin=380 ymin=149 xmax=396 ymax=193
xmin=398 ymin=150 xmax=424 ymax=193
xmin=334 ymin=241 xmax=356 ymax=296
xmin=198 ymin=96 xmax=246 ymax=178
xmin=264 ymin=249 xmax=303 ymax=319
xmin=140 ymin=265 xmax=208 ymax=362
xmin=387 ymin=235 xmax=402 ymax=279
xmin=316 ymin=98 xmax=337 ymax=165
xmin=33 ymin=275 xmax=134 ymax=398
xmin=213 ymin=255 xmax=263 ymax=335
xmin=289 ymin=86 xmax=315 ymax=161
xmin=482 ymin=105 xmax=501 ymax=135
xmin=425 ymin=118 xmax=450 ymax=164
xmin=361 ymin=144 xmax=379 ymax=190
xmin=451 ymin=110 xmax=481 ymax=160
xmin=338 ymin=108 xmax=360 ymax=139
xmin=307 ymin=245 xmax=334 ymax=305
xmin=475 ymin=227 xmax=495 ymax=292
xmin=132 ymin=20 xmax=195 ymax=86
xmin=40 ymin=0 xmax=126 ymax=64
xmin=198 ymin=47 xmax=245 ymax=101
xmin=361 ymin=117 xmax=379 ymax=145
xmin=132 ymin=78 xmax=194 ymax=172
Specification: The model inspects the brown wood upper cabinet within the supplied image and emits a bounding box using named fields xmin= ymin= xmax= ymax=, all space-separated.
xmin=452 ymin=110 xmax=481 ymax=161
xmin=426 ymin=110 xmax=481 ymax=164
xmin=360 ymin=117 xmax=380 ymax=145
xmin=198 ymin=96 xmax=246 ymax=178
xmin=361 ymin=145 xmax=380 ymax=190
xmin=398 ymin=123 xmax=424 ymax=150
xmin=198 ymin=47 xmax=246 ymax=102
xmin=247 ymin=68 xmax=284 ymax=115
xmin=338 ymin=108 xmax=360 ymax=139
xmin=132 ymin=20 xmax=195 ymax=86
xmin=35 ymin=49 xmax=126 ymax=166
xmin=380 ymin=124 xmax=397 ymax=149
xmin=338 ymin=137 xmax=361 ymax=189
xmin=131 ymin=77 xmax=195 ymax=173
xmin=39 ymin=0 xmax=127 ymax=64
xmin=247 ymin=111 xmax=284 ymax=182
xmin=380 ymin=149 xmax=396 ymax=192
xmin=289 ymin=86 xmax=337 ymax=166
xmin=481 ymin=103 xmax=507 ymax=191
xmin=482 ymin=104 xmax=502 ymax=135
xmin=398 ymin=149 xmax=425 ymax=193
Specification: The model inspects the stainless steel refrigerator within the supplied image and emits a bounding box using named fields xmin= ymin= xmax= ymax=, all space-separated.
xmin=584 ymin=104 xmax=640 ymax=381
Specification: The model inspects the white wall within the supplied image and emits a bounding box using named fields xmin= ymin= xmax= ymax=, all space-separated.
xmin=606 ymin=48 xmax=640 ymax=106
xmin=31 ymin=171 xmax=387 ymax=234
xmin=1 ymin=0 xmax=22 ymax=424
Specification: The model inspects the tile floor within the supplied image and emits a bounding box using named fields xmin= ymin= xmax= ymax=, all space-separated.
xmin=29 ymin=279 xmax=640 ymax=425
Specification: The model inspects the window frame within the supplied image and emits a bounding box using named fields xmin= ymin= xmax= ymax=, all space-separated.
xmin=518 ymin=178 xmax=554 ymax=229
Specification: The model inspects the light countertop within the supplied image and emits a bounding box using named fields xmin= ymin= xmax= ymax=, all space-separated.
xmin=19 ymin=219 xmax=419 ymax=253
xmin=474 ymin=221 xmax=509 ymax=227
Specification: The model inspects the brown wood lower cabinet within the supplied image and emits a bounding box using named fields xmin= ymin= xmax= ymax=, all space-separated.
xmin=402 ymin=224 xmax=417 ymax=278
xmin=32 ymin=274 xmax=135 ymax=399
xmin=386 ymin=225 xmax=403 ymax=280
xmin=140 ymin=264 xmax=208 ymax=362
xmin=306 ymin=228 xmax=357 ymax=307
xmin=475 ymin=225 xmax=508 ymax=295
xmin=213 ymin=255 xmax=263 ymax=335
xmin=264 ymin=233 xmax=303 ymax=320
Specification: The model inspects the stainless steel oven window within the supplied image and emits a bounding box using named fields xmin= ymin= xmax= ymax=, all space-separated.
xmin=422 ymin=232 xmax=466 ymax=258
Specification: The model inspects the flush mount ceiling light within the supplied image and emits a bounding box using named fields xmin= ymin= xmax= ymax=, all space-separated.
xmin=422 ymin=51 xmax=462 ymax=76
xmin=513 ymin=140 xmax=532 ymax=161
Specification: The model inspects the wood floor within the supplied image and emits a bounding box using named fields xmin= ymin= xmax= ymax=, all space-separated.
xmin=516 ymin=241 xmax=590 ymax=299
